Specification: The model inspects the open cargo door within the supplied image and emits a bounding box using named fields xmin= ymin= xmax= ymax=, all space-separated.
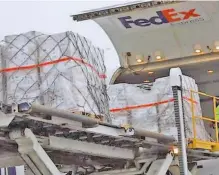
xmin=72 ymin=1 xmax=219 ymax=118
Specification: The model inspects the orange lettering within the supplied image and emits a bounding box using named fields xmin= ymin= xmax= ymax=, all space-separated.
xmin=180 ymin=9 xmax=200 ymax=20
xmin=162 ymin=9 xmax=181 ymax=22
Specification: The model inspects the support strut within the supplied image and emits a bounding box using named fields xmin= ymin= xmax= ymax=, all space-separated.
xmin=170 ymin=68 xmax=188 ymax=175
xmin=9 ymin=128 xmax=61 ymax=175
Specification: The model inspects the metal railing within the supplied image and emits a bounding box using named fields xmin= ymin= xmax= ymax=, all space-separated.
xmin=190 ymin=90 xmax=219 ymax=143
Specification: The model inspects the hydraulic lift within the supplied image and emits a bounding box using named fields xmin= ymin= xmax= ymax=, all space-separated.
xmin=0 ymin=68 xmax=219 ymax=175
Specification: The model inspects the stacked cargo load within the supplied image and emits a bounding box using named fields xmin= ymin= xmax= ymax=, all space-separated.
xmin=0 ymin=31 xmax=110 ymax=122
xmin=108 ymin=83 xmax=159 ymax=133
xmin=108 ymin=73 xmax=210 ymax=141
xmin=153 ymin=75 xmax=209 ymax=141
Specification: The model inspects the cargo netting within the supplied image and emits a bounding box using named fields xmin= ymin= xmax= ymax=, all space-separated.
xmin=0 ymin=31 xmax=110 ymax=122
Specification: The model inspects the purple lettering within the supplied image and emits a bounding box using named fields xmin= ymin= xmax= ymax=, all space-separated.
xmin=134 ymin=19 xmax=150 ymax=26
xmin=118 ymin=16 xmax=134 ymax=28
xmin=151 ymin=11 xmax=168 ymax=24
xmin=118 ymin=11 xmax=169 ymax=28
xmin=118 ymin=9 xmax=199 ymax=29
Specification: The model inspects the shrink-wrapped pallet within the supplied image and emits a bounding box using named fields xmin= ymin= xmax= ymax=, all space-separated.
xmin=0 ymin=31 xmax=110 ymax=121
xmin=153 ymin=75 xmax=209 ymax=141
xmin=2 ymin=32 xmax=41 ymax=104
xmin=108 ymin=83 xmax=159 ymax=132
xmin=108 ymin=74 xmax=209 ymax=141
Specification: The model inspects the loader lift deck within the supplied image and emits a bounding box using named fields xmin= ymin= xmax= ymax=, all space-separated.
xmin=0 ymin=68 xmax=219 ymax=175
xmin=0 ymin=105 xmax=217 ymax=175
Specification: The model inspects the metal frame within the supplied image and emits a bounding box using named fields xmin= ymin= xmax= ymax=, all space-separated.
xmin=0 ymin=106 xmax=176 ymax=174
xmin=9 ymin=128 xmax=61 ymax=175
xmin=29 ymin=103 xmax=175 ymax=143
xmin=71 ymin=1 xmax=180 ymax=22
xmin=90 ymin=153 xmax=175 ymax=175
xmin=189 ymin=90 xmax=219 ymax=151
xmin=90 ymin=160 xmax=154 ymax=175
xmin=0 ymin=108 xmax=216 ymax=174
xmin=48 ymin=136 xmax=135 ymax=160
xmin=170 ymin=68 xmax=189 ymax=175
xmin=147 ymin=153 xmax=174 ymax=175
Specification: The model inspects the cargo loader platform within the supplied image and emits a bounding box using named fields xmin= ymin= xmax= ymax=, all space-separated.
xmin=0 ymin=68 xmax=219 ymax=175
xmin=0 ymin=101 xmax=218 ymax=175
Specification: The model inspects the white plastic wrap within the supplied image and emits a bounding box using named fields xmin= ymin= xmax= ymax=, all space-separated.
xmin=108 ymin=83 xmax=159 ymax=132
xmin=153 ymin=75 xmax=209 ymax=141
xmin=0 ymin=31 xmax=110 ymax=121
xmin=108 ymin=74 xmax=209 ymax=141
xmin=2 ymin=32 xmax=41 ymax=104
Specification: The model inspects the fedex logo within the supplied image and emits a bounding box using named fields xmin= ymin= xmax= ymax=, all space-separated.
xmin=118 ymin=8 xmax=200 ymax=28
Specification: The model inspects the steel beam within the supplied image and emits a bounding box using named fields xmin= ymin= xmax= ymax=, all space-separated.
xmin=134 ymin=128 xmax=176 ymax=143
xmin=71 ymin=1 xmax=180 ymax=22
xmin=90 ymin=159 xmax=154 ymax=175
xmin=9 ymin=128 xmax=61 ymax=175
xmin=86 ymin=125 xmax=125 ymax=137
xmin=48 ymin=136 xmax=135 ymax=160
xmin=28 ymin=104 xmax=176 ymax=143
xmin=147 ymin=153 xmax=174 ymax=175
xmin=170 ymin=68 xmax=189 ymax=175
xmin=30 ymin=104 xmax=98 ymax=127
